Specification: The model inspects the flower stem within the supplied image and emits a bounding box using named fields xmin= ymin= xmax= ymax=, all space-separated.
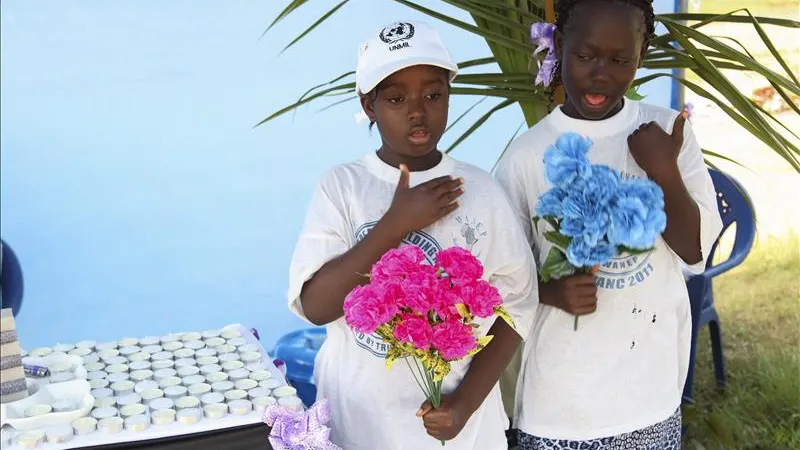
xmin=574 ymin=315 xmax=579 ymax=331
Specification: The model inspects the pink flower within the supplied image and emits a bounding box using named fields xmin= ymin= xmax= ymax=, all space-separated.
xmin=393 ymin=314 xmax=433 ymax=350
xmin=343 ymin=283 xmax=400 ymax=334
xmin=436 ymin=247 xmax=483 ymax=284
xmin=431 ymin=318 xmax=477 ymax=360
xmin=399 ymin=264 xmax=439 ymax=314
xmin=431 ymin=277 xmax=460 ymax=319
xmin=456 ymin=279 xmax=503 ymax=318
xmin=371 ymin=245 xmax=425 ymax=283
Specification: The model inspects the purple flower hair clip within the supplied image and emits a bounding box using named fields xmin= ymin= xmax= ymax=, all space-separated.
xmin=263 ymin=398 xmax=341 ymax=450
xmin=530 ymin=22 xmax=558 ymax=87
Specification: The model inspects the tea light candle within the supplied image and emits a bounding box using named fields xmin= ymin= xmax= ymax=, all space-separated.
xmin=235 ymin=379 xmax=258 ymax=391
xmin=205 ymin=372 xmax=229 ymax=383
xmin=131 ymin=369 xmax=154 ymax=382
xmin=200 ymin=364 xmax=223 ymax=375
xmin=91 ymin=407 xmax=119 ymax=421
xmin=252 ymin=396 xmax=277 ymax=412
xmin=184 ymin=340 xmax=205 ymax=351
xmin=249 ymin=370 xmax=272 ymax=382
xmin=129 ymin=361 xmax=152 ymax=372
xmin=46 ymin=425 xmax=73 ymax=444
xmin=99 ymin=417 xmax=124 ymax=434
xmin=118 ymin=338 xmax=139 ymax=348
xmin=92 ymin=387 xmax=114 ymax=398
xmin=221 ymin=329 xmax=241 ymax=340
xmin=105 ymin=356 xmax=127 ymax=366
xmin=30 ymin=347 xmax=53 ymax=357
xmin=240 ymin=352 xmax=263 ymax=365
xmin=160 ymin=334 xmax=181 ymax=344
xmin=224 ymin=389 xmax=248 ymax=402
xmin=128 ymin=352 xmax=150 ymax=363
xmin=25 ymin=404 xmax=52 ymax=418
xmin=159 ymin=376 xmax=182 ymax=389
xmin=174 ymin=358 xmax=196 ymax=369
xmin=211 ymin=380 xmax=234 ymax=393
xmin=96 ymin=341 xmax=118 ymax=351
xmin=203 ymin=403 xmax=228 ymax=419
xmin=215 ymin=344 xmax=236 ymax=354
xmin=88 ymin=371 xmax=109 ymax=381
xmin=83 ymin=354 xmax=101 ymax=365
xmin=106 ymin=363 xmax=129 ymax=375
xmin=228 ymin=369 xmax=250 ymax=381
xmin=195 ymin=348 xmax=217 ymax=358
xmin=85 ymin=362 xmax=105 ymax=372
xmin=200 ymin=392 xmax=225 ymax=406
xmin=238 ymin=343 xmax=260 ymax=354
xmin=196 ymin=356 xmax=219 ymax=366
xmin=181 ymin=332 xmax=202 ymax=342
xmin=164 ymin=385 xmax=188 ymax=400
xmin=278 ymin=396 xmax=304 ymax=411
xmin=175 ymin=395 xmax=200 ymax=410
xmin=111 ymin=380 xmax=135 ymax=397
xmin=151 ymin=351 xmax=174 ymax=362
xmin=69 ymin=347 xmax=92 ymax=358
xmin=139 ymin=336 xmax=161 ymax=347
xmin=134 ymin=380 xmax=160 ymax=394
xmin=17 ymin=430 xmax=46 ymax=448
xmin=228 ymin=399 xmax=253 ymax=416
xmin=227 ymin=338 xmax=247 ymax=348
xmin=153 ymin=368 xmax=178 ymax=380
xmin=205 ymin=337 xmax=226 ymax=348
xmin=120 ymin=403 xmax=147 ymax=418
xmin=124 ymin=414 xmax=150 ymax=432
xmin=177 ymin=408 xmax=202 ymax=424
xmin=221 ymin=360 xmax=244 ymax=372
xmin=151 ymin=409 xmax=176 ymax=425
xmin=218 ymin=352 xmax=240 ymax=364
xmin=162 ymin=341 xmax=184 ymax=352
xmin=107 ymin=373 xmax=130 ymax=385
xmin=174 ymin=348 xmax=195 ymax=359
xmin=141 ymin=345 xmax=163 ymax=355
xmin=72 ymin=417 xmax=99 ymax=435
xmin=151 ymin=359 xmax=175 ymax=370
xmin=116 ymin=394 xmax=142 ymax=408
xmin=182 ymin=374 xmax=206 ymax=387
xmin=97 ymin=349 xmax=120 ymax=361
xmin=140 ymin=388 xmax=164 ymax=404
xmin=272 ymin=386 xmax=297 ymax=398
xmin=149 ymin=397 xmax=175 ymax=411
xmin=260 ymin=379 xmax=282 ymax=390
xmin=94 ymin=397 xmax=117 ymax=408
xmin=247 ymin=387 xmax=271 ymax=400
xmin=188 ymin=382 xmax=212 ymax=396
xmin=76 ymin=340 xmax=98 ymax=350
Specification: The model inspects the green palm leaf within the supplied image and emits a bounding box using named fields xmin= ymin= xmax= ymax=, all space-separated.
xmin=259 ymin=1 xmax=800 ymax=172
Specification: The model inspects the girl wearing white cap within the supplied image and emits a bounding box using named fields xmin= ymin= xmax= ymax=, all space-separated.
xmin=287 ymin=20 xmax=538 ymax=449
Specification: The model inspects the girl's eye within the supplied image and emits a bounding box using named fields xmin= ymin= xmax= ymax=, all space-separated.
xmin=387 ymin=96 xmax=404 ymax=104
xmin=577 ymin=53 xmax=592 ymax=61
xmin=426 ymin=93 xmax=442 ymax=100
xmin=614 ymin=58 xmax=631 ymax=65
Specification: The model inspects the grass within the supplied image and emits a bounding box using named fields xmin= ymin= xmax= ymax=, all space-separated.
xmin=683 ymin=234 xmax=800 ymax=449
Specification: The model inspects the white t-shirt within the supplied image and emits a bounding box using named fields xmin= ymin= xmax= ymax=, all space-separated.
xmin=288 ymin=151 xmax=538 ymax=450
xmin=494 ymin=100 xmax=723 ymax=440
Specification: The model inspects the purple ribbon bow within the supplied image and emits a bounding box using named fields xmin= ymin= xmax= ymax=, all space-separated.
xmin=530 ymin=22 xmax=557 ymax=87
xmin=263 ymin=398 xmax=341 ymax=450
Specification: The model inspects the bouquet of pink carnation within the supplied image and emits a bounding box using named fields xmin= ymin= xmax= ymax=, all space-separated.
xmin=343 ymin=245 xmax=514 ymax=444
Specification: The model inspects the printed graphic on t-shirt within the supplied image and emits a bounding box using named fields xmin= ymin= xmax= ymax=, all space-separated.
xmin=352 ymin=221 xmax=442 ymax=357
xmin=451 ymin=214 xmax=488 ymax=255
xmin=594 ymin=252 xmax=655 ymax=291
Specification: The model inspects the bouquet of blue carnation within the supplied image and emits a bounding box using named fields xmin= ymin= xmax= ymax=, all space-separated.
xmin=534 ymin=132 xmax=667 ymax=330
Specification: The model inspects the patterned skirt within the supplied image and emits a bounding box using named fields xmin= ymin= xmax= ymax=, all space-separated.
xmin=517 ymin=409 xmax=681 ymax=450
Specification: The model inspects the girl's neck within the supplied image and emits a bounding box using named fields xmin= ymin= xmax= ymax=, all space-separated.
xmin=376 ymin=147 xmax=443 ymax=172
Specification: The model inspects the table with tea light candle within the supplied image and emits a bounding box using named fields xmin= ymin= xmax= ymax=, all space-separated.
xmin=2 ymin=324 xmax=300 ymax=449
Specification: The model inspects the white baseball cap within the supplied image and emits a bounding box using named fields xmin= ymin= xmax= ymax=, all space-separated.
xmin=355 ymin=21 xmax=459 ymax=95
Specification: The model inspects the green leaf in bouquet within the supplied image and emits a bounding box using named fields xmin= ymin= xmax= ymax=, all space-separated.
xmin=493 ymin=306 xmax=516 ymax=329
xmin=544 ymin=230 xmax=571 ymax=251
xmin=532 ymin=215 xmax=541 ymax=234
xmin=618 ymin=245 xmax=655 ymax=256
xmin=385 ymin=345 xmax=404 ymax=371
xmin=539 ymin=247 xmax=575 ymax=283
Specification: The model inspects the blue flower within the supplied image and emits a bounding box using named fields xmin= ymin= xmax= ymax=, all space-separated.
xmin=566 ymin=236 xmax=616 ymax=267
xmin=608 ymin=179 xmax=667 ymax=249
xmin=557 ymin=165 xmax=618 ymax=246
xmin=535 ymin=187 xmax=568 ymax=218
xmin=543 ymin=133 xmax=592 ymax=188
xmin=580 ymin=164 xmax=620 ymax=204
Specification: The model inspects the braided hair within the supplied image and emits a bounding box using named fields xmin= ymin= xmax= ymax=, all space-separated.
xmin=556 ymin=0 xmax=655 ymax=40
xmin=548 ymin=0 xmax=655 ymax=97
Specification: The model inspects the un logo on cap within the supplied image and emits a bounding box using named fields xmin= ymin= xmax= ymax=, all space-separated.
xmin=379 ymin=22 xmax=415 ymax=44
